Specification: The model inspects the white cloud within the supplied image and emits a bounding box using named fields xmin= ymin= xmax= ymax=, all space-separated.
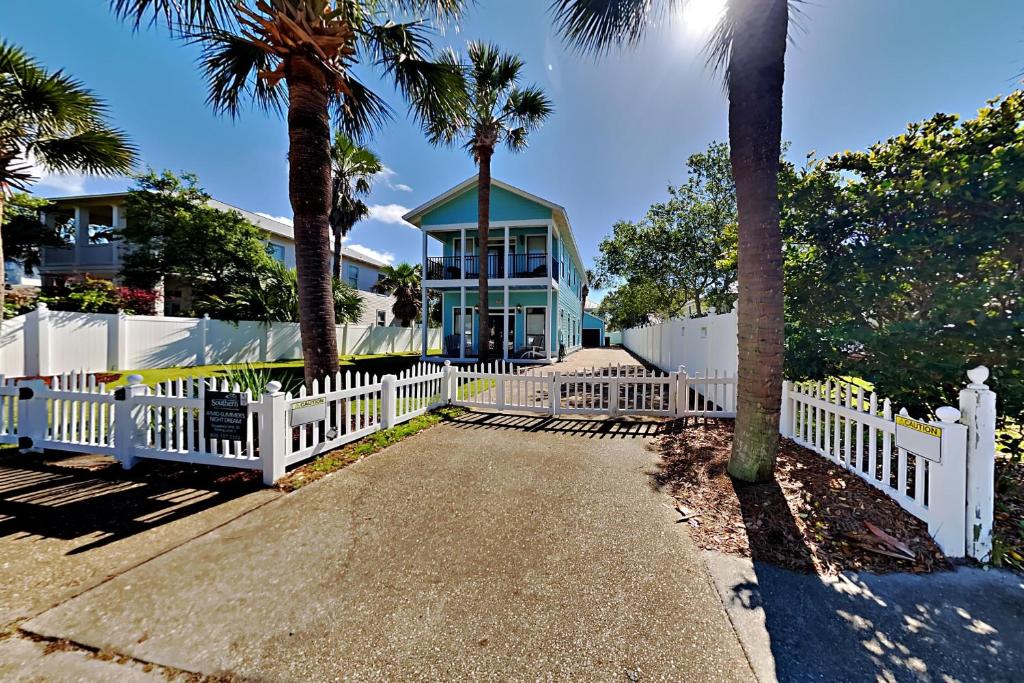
xmin=255 ymin=211 xmax=294 ymax=227
xmin=367 ymin=203 xmax=414 ymax=227
xmin=341 ymin=236 xmax=395 ymax=265
xmin=374 ymin=165 xmax=413 ymax=193
xmin=26 ymin=155 xmax=89 ymax=194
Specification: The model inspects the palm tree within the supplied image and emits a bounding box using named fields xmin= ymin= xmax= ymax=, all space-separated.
xmin=329 ymin=131 xmax=382 ymax=280
xmin=112 ymin=0 xmax=466 ymax=385
xmin=0 ymin=41 xmax=136 ymax=319
xmin=427 ymin=42 xmax=553 ymax=360
xmin=553 ymin=0 xmax=790 ymax=483
xmin=373 ymin=262 xmax=421 ymax=327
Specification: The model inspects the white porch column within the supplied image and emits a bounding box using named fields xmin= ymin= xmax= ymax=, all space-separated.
xmin=110 ymin=204 xmax=122 ymax=267
xmin=460 ymin=227 xmax=466 ymax=280
xmin=504 ymin=225 xmax=510 ymax=278
xmin=503 ymin=284 xmax=510 ymax=361
xmin=546 ymin=222 xmax=553 ymax=361
xmin=459 ymin=285 xmax=466 ymax=359
xmin=74 ymin=206 xmax=90 ymax=247
xmin=421 ymin=228 xmax=429 ymax=357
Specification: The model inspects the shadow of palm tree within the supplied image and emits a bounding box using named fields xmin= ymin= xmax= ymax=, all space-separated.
xmin=0 ymin=449 xmax=262 ymax=554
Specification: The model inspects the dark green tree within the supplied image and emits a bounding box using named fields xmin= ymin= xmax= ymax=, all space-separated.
xmin=119 ymin=171 xmax=278 ymax=309
xmin=782 ymin=92 xmax=1024 ymax=457
xmin=373 ymin=262 xmax=422 ymax=327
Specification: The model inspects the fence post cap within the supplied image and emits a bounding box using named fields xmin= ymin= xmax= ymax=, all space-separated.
xmin=967 ymin=365 xmax=989 ymax=388
xmin=36 ymin=302 xmax=48 ymax=311
xmin=444 ymin=360 xmax=451 ymax=367
xmin=265 ymin=380 xmax=282 ymax=394
xmin=126 ymin=374 xmax=144 ymax=386
xmin=898 ymin=407 xmax=910 ymax=416
xmin=935 ymin=406 xmax=961 ymax=423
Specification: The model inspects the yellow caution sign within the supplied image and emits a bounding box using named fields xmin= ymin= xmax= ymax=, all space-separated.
xmin=895 ymin=415 xmax=942 ymax=462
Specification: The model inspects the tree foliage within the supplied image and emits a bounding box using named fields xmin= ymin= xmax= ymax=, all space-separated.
xmin=782 ymin=92 xmax=1024 ymax=455
xmin=201 ymin=258 xmax=365 ymax=324
xmin=595 ymin=141 xmax=738 ymax=326
xmin=1 ymin=193 xmax=63 ymax=274
xmin=119 ymin=170 xmax=278 ymax=295
xmin=373 ymin=262 xmax=421 ymax=327
xmin=329 ymin=132 xmax=382 ymax=278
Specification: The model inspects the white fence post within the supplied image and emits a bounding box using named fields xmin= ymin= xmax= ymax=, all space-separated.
xmin=381 ymin=374 xmax=397 ymax=429
xmin=442 ymin=361 xmax=455 ymax=404
xmin=675 ymin=365 xmax=687 ymax=417
xmin=928 ymin=405 xmax=968 ymax=557
xmin=17 ymin=379 xmax=48 ymax=452
xmin=779 ymin=380 xmax=792 ymax=437
xmin=959 ymin=365 xmax=997 ymax=561
xmin=551 ymin=372 xmax=561 ymax=416
xmin=114 ymin=374 xmax=148 ymax=470
xmin=260 ymin=381 xmax=287 ymax=486
xmin=29 ymin=303 xmax=52 ymax=377
xmin=112 ymin=311 xmax=129 ymax=370
xmin=199 ymin=314 xmax=210 ymax=366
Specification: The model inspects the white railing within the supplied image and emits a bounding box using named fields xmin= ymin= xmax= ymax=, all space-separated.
xmin=448 ymin=362 xmax=731 ymax=418
xmin=0 ymin=377 xmax=19 ymax=445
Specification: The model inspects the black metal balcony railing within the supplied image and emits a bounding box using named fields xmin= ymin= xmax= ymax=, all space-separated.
xmin=426 ymin=253 xmax=562 ymax=281
xmin=508 ymin=252 xmax=548 ymax=278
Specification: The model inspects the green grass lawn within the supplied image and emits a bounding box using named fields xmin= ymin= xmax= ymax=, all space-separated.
xmin=106 ymin=351 xmax=442 ymax=388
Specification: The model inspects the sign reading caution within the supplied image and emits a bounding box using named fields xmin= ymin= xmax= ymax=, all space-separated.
xmin=894 ymin=415 xmax=942 ymax=463
xmin=291 ymin=396 xmax=327 ymax=427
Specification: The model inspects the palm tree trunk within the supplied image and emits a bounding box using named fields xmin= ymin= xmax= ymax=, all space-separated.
xmin=725 ymin=0 xmax=789 ymax=483
xmin=0 ymin=190 xmax=6 ymax=325
xmin=333 ymin=225 xmax=343 ymax=281
xmin=476 ymin=147 xmax=493 ymax=362
xmin=286 ymin=55 xmax=339 ymax=386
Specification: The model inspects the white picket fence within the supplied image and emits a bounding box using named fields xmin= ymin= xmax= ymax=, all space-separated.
xmin=780 ymin=369 xmax=997 ymax=560
xmin=448 ymin=362 xmax=735 ymax=418
xmin=0 ymin=304 xmax=442 ymax=377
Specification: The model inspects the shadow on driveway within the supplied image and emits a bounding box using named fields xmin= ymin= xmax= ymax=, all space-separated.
xmin=446 ymin=410 xmax=666 ymax=439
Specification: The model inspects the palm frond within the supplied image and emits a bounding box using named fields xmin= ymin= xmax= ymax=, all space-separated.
xmin=551 ymin=0 xmax=672 ymax=55
xmin=503 ymin=86 xmax=554 ymax=130
xmin=30 ymin=128 xmax=137 ymax=176
xmin=193 ymin=29 xmax=286 ymax=118
xmin=333 ymin=74 xmax=393 ymax=140
xmin=110 ymin=0 xmax=236 ymax=31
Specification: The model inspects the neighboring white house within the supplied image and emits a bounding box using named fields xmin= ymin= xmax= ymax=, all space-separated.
xmin=5 ymin=192 xmax=389 ymax=317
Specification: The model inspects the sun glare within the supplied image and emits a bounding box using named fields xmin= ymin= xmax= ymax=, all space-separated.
xmin=679 ymin=0 xmax=728 ymax=37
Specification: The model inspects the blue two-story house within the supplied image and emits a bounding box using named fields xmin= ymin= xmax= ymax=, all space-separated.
xmin=404 ymin=176 xmax=588 ymax=363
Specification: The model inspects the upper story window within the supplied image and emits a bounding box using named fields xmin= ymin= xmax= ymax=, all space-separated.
xmin=376 ymin=310 xmax=387 ymax=326
xmin=347 ymin=264 xmax=359 ymax=288
xmin=267 ymin=242 xmax=286 ymax=263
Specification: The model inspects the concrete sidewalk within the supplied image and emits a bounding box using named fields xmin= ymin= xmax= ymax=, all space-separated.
xmin=704 ymin=550 xmax=1024 ymax=683
xmin=23 ymin=413 xmax=753 ymax=681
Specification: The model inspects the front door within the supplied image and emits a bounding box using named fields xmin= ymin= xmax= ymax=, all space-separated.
xmin=487 ymin=313 xmax=511 ymax=356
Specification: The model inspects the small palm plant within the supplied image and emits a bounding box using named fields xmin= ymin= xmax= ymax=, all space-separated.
xmin=373 ymin=263 xmax=422 ymax=327
xmin=111 ymin=0 xmax=467 ymax=384
xmin=329 ymin=132 xmax=382 ymax=280
xmin=427 ymin=42 xmax=553 ymax=360
xmin=0 ymin=41 xmax=136 ymax=317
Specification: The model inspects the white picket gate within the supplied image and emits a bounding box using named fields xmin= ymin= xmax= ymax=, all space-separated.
xmin=448 ymin=362 xmax=734 ymax=418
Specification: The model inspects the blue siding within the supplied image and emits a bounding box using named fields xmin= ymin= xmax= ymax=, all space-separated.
xmin=583 ymin=311 xmax=606 ymax=346
xmin=421 ymin=185 xmax=553 ymax=225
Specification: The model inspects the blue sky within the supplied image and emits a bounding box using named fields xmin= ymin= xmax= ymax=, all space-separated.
xmin=6 ymin=1 xmax=1024 ymax=300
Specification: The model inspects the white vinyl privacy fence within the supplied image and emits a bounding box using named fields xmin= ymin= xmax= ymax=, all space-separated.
xmin=621 ymin=309 xmax=738 ymax=376
xmin=0 ymin=304 xmax=441 ymax=377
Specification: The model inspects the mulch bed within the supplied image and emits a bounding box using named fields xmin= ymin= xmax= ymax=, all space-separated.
xmin=653 ymin=419 xmax=950 ymax=575
xmin=994 ymin=456 xmax=1024 ymax=572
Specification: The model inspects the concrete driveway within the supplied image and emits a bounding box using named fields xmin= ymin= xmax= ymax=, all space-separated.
xmin=22 ymin=412 xmax=753 ymax=681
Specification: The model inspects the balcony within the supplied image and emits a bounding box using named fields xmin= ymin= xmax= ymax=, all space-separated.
xmin=426 ymin=253 xmax=559 ymax=282
xmin=40 ymin=242 xmax=124 ymax=272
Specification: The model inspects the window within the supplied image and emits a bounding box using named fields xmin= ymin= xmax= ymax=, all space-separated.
xmin=347 ymin=264 xmax=359 ymax=288
xmin=377 ymin=272 xmax=385 ymax=282
xmin=526 ymin=235 xmax=545 ymax=254
xmin=453 ymin=307 xmax=474 ymax=351
xmin=376 ymin=310 xmax=386 ymax=326
xmin=267 ymin=243 xmax=286 ymax=263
